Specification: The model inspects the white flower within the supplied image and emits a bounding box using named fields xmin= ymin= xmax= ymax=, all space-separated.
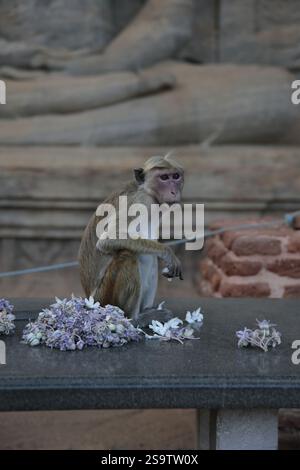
xmin=182 ymin=327 xmax=194 ymax=338
xmin=85 ymin=296 xmax=100 ymax=310
xmin=6 ymin=314 xmax=15 ymax=322
xmin=149 ymin=320 xmax=168 ymax=336
xmin=270 ymin=328 xmax=281 ymax=346
xmin=236 ymin=321 xmax=281 ymax=352
xmin=256 ymin=319 xmax=276 ymax=335
xmin=108 ymin=323 xmax=116 ymax=332
xmin=149 ymin=317 xmax=181 ymax=336
xmin=164 ymin=317 xmax=183 ymax=330
xmin=116 ymin=324 xmax=125 ymax=335
xmin=26 ymin=333 xmax=35 ymax=342
xmin=29 ymin=338 xmax=40 ymax=347
xmin=236 ymin=328 xmax=252 ymax=348
xmin=157 ymin=301 xmax=165 ymax=311
xmin=54 ymin=297 xmax=67 ymax=306
xmin=144 ymin=311 xmax=203 ymax=343
xmin=185 ymin=307 xmax=203 ymax=324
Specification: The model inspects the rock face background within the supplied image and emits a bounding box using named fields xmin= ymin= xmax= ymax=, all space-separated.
xmin=0 ymin=0 xmax=300 ymax=450
xmin=2 ymin=0 xmax=300 ymax=68
xmin=0 ymin=0 xmax=116 ymax=50
xmin=0 ymin=0 xmax=300 ymax=324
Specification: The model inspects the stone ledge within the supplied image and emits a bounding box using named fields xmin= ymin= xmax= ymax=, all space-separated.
xmin=1 ymin=298 xmax=300 ymax=410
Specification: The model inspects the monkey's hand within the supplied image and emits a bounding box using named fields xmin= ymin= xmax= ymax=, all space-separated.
xmin=162 ymin=247 xmax=183 ymax=280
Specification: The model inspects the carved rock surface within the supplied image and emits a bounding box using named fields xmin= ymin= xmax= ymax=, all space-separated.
xmin=0 ymin=0 xmax=114 ymax=52
xmin=0 ymin=63 xmax=297 ymax=145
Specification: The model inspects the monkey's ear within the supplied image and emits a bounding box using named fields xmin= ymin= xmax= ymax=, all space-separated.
xmin=134 ymin=168 xmax=145 ymax=184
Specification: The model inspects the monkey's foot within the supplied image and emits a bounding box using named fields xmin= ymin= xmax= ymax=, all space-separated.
xmin=133 ymin=307 xmax=174 ymax=329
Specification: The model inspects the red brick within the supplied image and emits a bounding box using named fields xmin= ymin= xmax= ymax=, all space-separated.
xmin=200 ymin=259 xmax=221 ymax=290
xmin=287 ymin=234 xmax=300 ymax=253
xmin=220 ymin=254 xmax=262 ymax=277
xmin=206 ymin=239 xmax=227 ymax=264
xmin=198 ymin=280 xmax=214 ymax=297
xmin=232 ymin=235 xmax=282 ymax=256
xmin=293 ymin=216 xmax=300 ymax=230
xmin=221 ymin=231 xmax=239 ymax=249
xmin=200 ymin=258 xmax=211 ymax=279
xmin=220 ymin=281 xmax=270 ymax=298
xmin=268 ymin=258 xmax=300 ymax=278
xmin=283 ymin=285 xmax=300 ymax=298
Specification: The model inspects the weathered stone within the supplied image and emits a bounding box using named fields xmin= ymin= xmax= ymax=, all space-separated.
xmin=0 ymin=0 xmax=114 ymax=53
xmin=219 ymin=0 xmax=300 ymax=70
xmin=283 ymin=285 xmax=300 ymax=298
xmin=0 ymin=64 xmax=296 ymax=145
xmin=206 ymin=240 xmax=227 ymax=265
xmin=220 ymin=281 xmax=271 ymax=297
xmin=220 ymin=254 xmax=262 ymax=277
xmin=268 ymin=259 xmax=300 ymax=279
xmin=200 ymin=259 xmax=222 ymax=290
xmin=288 ymin=234 xmax=300 ymax=253
xmin=232 ymin=235 xmax=282 ymax=256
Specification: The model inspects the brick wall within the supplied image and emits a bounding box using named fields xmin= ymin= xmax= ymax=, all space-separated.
xmin=198 ymin=219 xmax=300 ymax=298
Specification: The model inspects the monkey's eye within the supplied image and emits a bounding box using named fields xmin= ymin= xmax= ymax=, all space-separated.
xmin=160 ymin=174 xmax=169 ymax=181
xmin=173 ymin=173 xmax=181 ymax=180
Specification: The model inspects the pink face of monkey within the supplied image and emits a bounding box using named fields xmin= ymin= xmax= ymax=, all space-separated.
xmin=148 ymin=168 xmax=184 ymax=203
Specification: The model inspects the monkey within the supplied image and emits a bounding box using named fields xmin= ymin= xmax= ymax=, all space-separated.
xmin=78 ymin=154 xmax=184 ymax=325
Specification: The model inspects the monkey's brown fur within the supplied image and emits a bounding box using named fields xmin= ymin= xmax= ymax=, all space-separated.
xmin=79 ymin=155 xmax=183 ymax=319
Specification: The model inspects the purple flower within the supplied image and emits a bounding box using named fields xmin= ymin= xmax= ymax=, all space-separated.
xmin=236 ymin=320 xmax=281 ymax=352
xmin=0 ymin=298 xmax=15 ymax=336
xmin=236 ymin=328 xmax=253 ymax=348
xmin=22 ymin=296 xmax=141 ymax=351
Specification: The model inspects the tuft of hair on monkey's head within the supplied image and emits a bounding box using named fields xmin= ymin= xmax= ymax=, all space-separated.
xmin=134 ymin=153 xmax=184 ymax=184
xmin=134 ymin=153 xmax=184 ymax=204
xmin=143 ymin=152 xmax=184 ymax=174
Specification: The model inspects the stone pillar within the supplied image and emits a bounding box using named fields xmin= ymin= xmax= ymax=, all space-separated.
xmin=198 ymin=409 xmax=278 ymax=450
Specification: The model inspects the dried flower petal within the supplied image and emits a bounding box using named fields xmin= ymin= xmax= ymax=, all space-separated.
xmin=22 ymin=296 xmax=141 ymax=351
xmin=145 ymin=307 xmax=203 ymax=343
xmin=157 ymin=301 xmax=165 ymax=311
xmin=236 ymin=327 xmax=252 ymax=348
xmin=0 ymin=299 xmax=15 ymax=336
xmin=236 ymin=319 xmax=281 ymax=352
xmin=185 ymin=307 xmax=203 ymax=324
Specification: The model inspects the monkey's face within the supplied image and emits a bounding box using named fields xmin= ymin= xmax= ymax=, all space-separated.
xmin=148 ymin=169 xmax=184 ymax=204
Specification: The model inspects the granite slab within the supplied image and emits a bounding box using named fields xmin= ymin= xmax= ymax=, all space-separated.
xmin=0 ymin=298 xmax=300 ymax=411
